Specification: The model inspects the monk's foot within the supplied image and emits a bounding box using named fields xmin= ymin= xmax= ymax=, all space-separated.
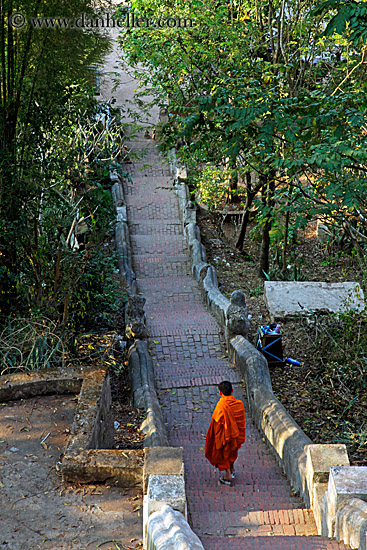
xmin=219 ymin=475 xmax=233 ymax=486
xmin=230 ymin=465 xmax=235 ymax=479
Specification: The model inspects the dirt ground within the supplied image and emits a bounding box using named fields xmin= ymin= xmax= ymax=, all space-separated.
xmin=0 ymin=394 xmax=143 ymax=550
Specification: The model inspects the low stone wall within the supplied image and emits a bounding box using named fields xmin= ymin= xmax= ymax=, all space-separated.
xmin=169 ymin=150 xmax=367 ymax=550
xmin=0 ymin=367 xmax=143 ymax=486
xmin=111 ymin=168 xmax=169 ymax=450
xmin=0 ymin=367 xmax=82 ymax=401
xmin=112 ymin=169 xmax=137 ymax=295
xmin=64 ymin=368 xmax=114 ymax=454
xmin=129 ymin=341 xmax=169 ymax=448
xmin=62 ymin=449 xmax=144 ymax=486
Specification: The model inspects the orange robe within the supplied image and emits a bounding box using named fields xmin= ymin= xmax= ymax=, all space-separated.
xmin=205 ymin=395 xmax=246 ymax=471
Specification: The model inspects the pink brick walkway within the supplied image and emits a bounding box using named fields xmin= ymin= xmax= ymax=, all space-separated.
xmin=124 ymin=137 xmax=347 ymax=550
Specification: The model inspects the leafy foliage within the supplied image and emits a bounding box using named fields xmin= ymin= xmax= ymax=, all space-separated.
xmin=0 ymin=1 xmax=129 ymax=370
xmin=294 ymin=308 xmax=367 ymax=455
xmin=314 ymin=0 xmax=367 ymax=45
xmin=0 ymin=0 xmax=112 ymax=314
xmin=194 ymin=165 xmax=227 ymax=210
xmin=120 ymin=0 xmax=367 ymax=278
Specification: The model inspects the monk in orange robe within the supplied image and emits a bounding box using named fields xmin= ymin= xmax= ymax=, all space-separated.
xmin=205 ymin=380 xmax=246 ymax=486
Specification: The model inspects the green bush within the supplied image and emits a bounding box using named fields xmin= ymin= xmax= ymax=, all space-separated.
xmin=194 ymin=165 xmax=227 ymax=210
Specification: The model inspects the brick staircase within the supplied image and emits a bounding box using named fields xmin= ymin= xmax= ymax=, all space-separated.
xmin=124 ymin=136 xmax=347 ymax=550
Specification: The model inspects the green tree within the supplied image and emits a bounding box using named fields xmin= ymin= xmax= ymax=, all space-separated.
xmin=121 ymin=0 xmax=367 ymax=277
xmin=0 ymin=0 xmax=111 ymax=315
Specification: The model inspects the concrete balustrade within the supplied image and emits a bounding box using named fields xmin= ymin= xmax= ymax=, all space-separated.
xmin=323 ymin=467 xmax=367 ymax=549
xmin=306 ymin=444 xmax=350 ymax=531
xmin=146 ymin=504 xmax=204 ymax=550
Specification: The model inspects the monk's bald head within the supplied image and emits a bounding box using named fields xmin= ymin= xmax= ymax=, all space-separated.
xmin=218 ymin=380 xmax=233 ymax=396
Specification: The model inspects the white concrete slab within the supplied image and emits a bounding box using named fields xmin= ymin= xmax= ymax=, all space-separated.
xmin=264 ymin=281 xmax=365 ymax=320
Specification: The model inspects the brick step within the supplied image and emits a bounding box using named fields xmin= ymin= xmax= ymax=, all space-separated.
xmin=190 ymin=507 xmax=308 ymax=522
xmin=127 ymin=203 xmax=179 ymax=212
xmin=130 ymin=241 xmax=186 ymax=255
xmin=128 ymin=212 xmax=180 ymax=222
xmin=156 ymin=377 xmax=236 ymax=389
xmin=185 ymin=468 xmax=293 ymax=479
xmin=185 ymin=469 xmax=297 ymax=483
xmin=145 ymin=298 xmax=206 ymax=308
xmin=157 ymin=377 xmax=240 ymax=388
xmin=133 ymin=253 xmax=189 ymax=263
xmin=154 ymin=359 xmax=234 ymax=368
xmin=186 ymin=477 xmax=296 ymax=487
xmin=126 ymin=194 xmax=177 ymax=204
xmin=147 ymin=325 xmax=219 ymax=334
xmin=154 ymin=362 xmax=227 ymax=369
xmin=193 ymin=520 xmax=316 ymax=537
xmin=147 ymin=323 xmax=220 ymax=333
xmin=188 ymin=495 xmax=302 ymax=508
xmin=144 ymin=294 xmax=202 ymax=303
xmin=137 ymin=276 xmax=197 ymax=289
xmin=191 ymin=509 xmax=312 ymax=524
xmin=130 ymin=227 xmax=182 ymax=236
xmin=125 ymin=178 xmax=172 ymax=185
xmin=199 ymin=535 xmax=347 ymax=549
xmin=135 ymin=262 xmax=189 ymax=277
xmin=148 ymin=327 xmax=223 ymax=337
xmin=188 ymin=499 xmax=306 ymax=513
xmin=187 ymin=483 xmax=299 ymax=494
xmin=130 ymin=234 xmax=185 ymax=243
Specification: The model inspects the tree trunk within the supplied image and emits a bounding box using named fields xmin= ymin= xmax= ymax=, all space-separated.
xmin=236 ymin=173 xmax=255 ymax=250
xmin=258 ymin=171 xmax=276 ymax=279
xmin=227 ymin=156 xmax=238 ymax=193
xmin=281 ymin=206 xmax=290 ymax=274
xmin=259 ymin=218 xmax=271 ymax=277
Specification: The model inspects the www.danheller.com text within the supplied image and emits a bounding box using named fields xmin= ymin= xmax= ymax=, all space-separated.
xmin=8 ymin=11 xmax=196 ymax=30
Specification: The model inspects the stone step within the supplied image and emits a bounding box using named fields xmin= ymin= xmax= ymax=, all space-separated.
xmin=199 ymin=535 xmax=347 ymax=549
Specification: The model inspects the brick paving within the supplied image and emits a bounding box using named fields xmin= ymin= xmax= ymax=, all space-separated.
xmin=124 ymin=136 xmax=347 ymax=550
